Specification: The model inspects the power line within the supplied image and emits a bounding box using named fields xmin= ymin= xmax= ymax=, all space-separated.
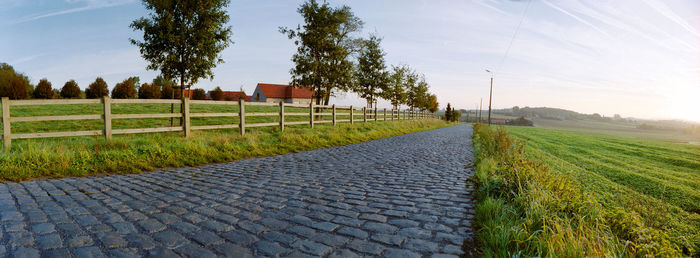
xmin=495 ymin=0 xmax=532 ymax=76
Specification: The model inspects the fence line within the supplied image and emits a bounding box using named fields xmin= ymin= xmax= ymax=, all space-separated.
xmin=0 ymin=97 xmax=437 ymax=150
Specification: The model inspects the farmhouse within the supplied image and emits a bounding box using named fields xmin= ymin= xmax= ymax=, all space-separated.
xmin=251 ymin=83 xmax=314 ymax=104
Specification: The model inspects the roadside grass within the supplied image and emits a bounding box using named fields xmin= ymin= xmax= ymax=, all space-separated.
xmin=471 ymin=124 xmax=688 ymax=257
xmin=0 ymin=119 xmax=449 ymax=182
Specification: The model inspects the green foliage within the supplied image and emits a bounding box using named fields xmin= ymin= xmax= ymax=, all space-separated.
xmin=191 ymin=88 xmax=207 ymax=100
xmin=472 ymin=124 xmax=689 ymax=256
xmin=354 ymin=35 xmax=389 ymax=107
xmin=210 ymin=86 xmax=224 ymax=100
xmin=33 ymin=79 xmax=54 ymax=99
xmin=60 ymin=80 xmax=81 ymax=99
xmin=138 ymin=83 xmax=161 ymax=99
xmin=280 ymin=0 xmax=363 ymax=105
xmin=384 ymin=65 xmax=408 ymax=108
xmin=445 ymin=103 xmax=452 ymax=122
xmin=130 ymin=0 xmax=233 ymax=91
xmin=85 ymin=77 xmax=109 ymax=99
xmin=111 ymin=79 xmax=137 ymax=99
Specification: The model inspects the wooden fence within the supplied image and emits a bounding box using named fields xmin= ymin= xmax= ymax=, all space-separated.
xmin=0 ymin=97 xmax=436 ymax=149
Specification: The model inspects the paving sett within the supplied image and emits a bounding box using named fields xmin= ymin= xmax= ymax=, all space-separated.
xmin=0 ymin=124 xmax=475 ymax=257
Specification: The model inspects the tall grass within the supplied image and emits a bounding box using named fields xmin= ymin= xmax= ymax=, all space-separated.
xmin=0 ymin=120 xmax=449 ymax=182
xmin=471 ymin=124 xmax=681 ymax=256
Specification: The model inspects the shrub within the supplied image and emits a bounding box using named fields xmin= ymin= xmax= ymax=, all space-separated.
xmin=85 ymin=77 xmax=109 ymax=99
xmin=191 ymin=88 xmax=207 ymax=100
xmin=33 ymin=79 xmax=53 ymax=99
xmin=111 ymin=79 xmax=137 ymax=99
xmin=60 ymin=80 xmax=81 ymax=99
xmin=8 ymin=78 xmax=27 ymax=99
xmin=210 ymin=86 xmax=224 ymax=100
xmin=0 ymin=63 xmax=33 ymax=99
xmin=138 ymin=83 xmax=161 ymax=99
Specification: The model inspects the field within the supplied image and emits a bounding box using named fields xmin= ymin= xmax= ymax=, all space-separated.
xmin=532 ymin=117 xmax=700 ymax=144
xmin=509 ymin=126 xmax=699 ymax=254
xmin=0 ymin=102 xmax=445 ymax=181
xmin=472 ymin=124 xmax=699 ymax=256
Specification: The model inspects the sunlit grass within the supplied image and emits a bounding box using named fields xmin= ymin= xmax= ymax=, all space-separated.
xmin=0 ymin=118 xmax=449 ymax=182
xmin=471 ymin=124 xmax=692 ymax=256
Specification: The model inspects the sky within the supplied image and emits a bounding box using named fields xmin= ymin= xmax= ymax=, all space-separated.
xmin=1 ymin=0 xmax=699 ymax=121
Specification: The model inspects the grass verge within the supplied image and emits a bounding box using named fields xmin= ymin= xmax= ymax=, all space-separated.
xmin=471 ymin=123 xmax=684 ymax=256
xmin=0 ymin=119 xmax=450 ymax=182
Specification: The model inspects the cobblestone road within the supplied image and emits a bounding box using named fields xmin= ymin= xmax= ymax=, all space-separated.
xmin=0 ymin=124 xmax=475 ymax=258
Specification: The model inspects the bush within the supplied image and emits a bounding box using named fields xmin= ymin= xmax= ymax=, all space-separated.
xmin=138 ymin=83 xmax=161 ymax=99
xmin=191 ymin=88 xmax=207 ymax=100
xmin=33 ymin=79 xmax=53 ymax=99
xmin=210 ymin=86 xmax=224 ymax=100
xmin=60 ymin=80 xmax=81 ymax=99
xmin=8 ymin=78 xmax=27 ymax=99
xmin=111 ymin=79 xmax=137 ymax=99
xmin=85 ymin=77 xmax=109 ymax=99
xmin=0 ymin=63 xmax=33 ymax=99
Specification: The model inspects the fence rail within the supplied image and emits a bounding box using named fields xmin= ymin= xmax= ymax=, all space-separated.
xmin=0 ymin=97 xmax=437 ymax=149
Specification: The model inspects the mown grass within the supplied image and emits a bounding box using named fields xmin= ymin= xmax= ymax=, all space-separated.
xmin=471 ymin=124 xmax=691 ymax=257
xmin=0 ymin=102 xmax=443 ymax=181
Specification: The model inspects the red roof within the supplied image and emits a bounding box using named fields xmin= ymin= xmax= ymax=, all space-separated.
xmin=257 ymin=83 xmax=313 ymax=99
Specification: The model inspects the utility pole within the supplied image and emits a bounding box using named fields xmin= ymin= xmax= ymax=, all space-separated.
xmin=479 ymin=98 xmax=483 ymax=123
xmin=486 ymin=70 xmax=493 ymax=125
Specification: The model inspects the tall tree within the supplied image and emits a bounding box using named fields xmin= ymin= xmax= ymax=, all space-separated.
xmin=384 ymin=65 xmax=408 ymax=109
xmin=428 ymin=94 xmax=438 ymax=113
xmin=445 ymin=103 xmax=452 ymax=122
xmin=130 ymin=0 xmax=233 ymax=97
xmin=280 ymin=0 xmax=363 ymax=105
xmin=354 ymin=35 xmax=389 ymax=108
xmin=404 ymin=68 xmax=419 ymax=110
xmin=412 ymin=75 xmax=429 ymax=111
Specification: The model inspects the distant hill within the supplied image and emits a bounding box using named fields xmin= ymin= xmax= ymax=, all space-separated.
xmin=490 ymin=106 xmax=609 ymax=121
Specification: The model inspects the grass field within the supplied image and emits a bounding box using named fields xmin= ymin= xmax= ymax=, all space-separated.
xmin=472 ymin=124 xmax=699 ymax=256
xmin=532 ymin=118 xmax=700 ymax=144
xmin=0 ymin=103 xmax=445 ymax=182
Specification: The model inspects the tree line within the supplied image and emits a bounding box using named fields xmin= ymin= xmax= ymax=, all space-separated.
xmin=281 ymin=0 xmax=438 ymax=112
xmin=2 ymin=0 xmax=440 ymax=112
xmin=0 ymin=64 xmax=224 ymax=100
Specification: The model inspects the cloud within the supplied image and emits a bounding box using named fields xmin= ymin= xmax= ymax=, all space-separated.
xmin=541 ymin=0 xmax=611 ymax=38
xmin=8 ymin=0 xmax=134 ymax=25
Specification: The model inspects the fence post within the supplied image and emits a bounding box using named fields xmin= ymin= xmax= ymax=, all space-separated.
xmin=350 ymin=106 xmax=353 ymax=124
xmin=374 ymin=107 xmax=377 ymax=122
xmin=309 ymin=102 xmax=314 ymax=128
xmin=102 ymin=96 xmax=112 ymax=141
xmin=2 ymin=97 xmax=10 ymax=150
xmin=363 ymin=107 xmax=366 ymax=123
xmin=182 ymin=98 xmax=191 ymax=138
xmin=332 ymin=104 xmax=336 ymax=126
xmin=279 ymin=101 xmax=285 ymax=131
xmin=384 ymin=108 xmax=386 ymax=121
xmin=239 ymin=99 xmax=245 ymax=136
xmin=391 ymin=109 xmax=394 ymax=121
